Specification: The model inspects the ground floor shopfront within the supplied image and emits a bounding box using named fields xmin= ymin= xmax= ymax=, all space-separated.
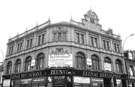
xmin=2 ymin=68 xmax=127 ymax=87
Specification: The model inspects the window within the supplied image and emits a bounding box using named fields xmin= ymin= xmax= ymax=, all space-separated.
xmin=36 ymin=53 xmax=44 ymax=69
xmin=9 ymin=45 xmax=14 ymax=55
xmin=26 ymin=38 xmax=33 ymax=49
xmin=53 ymin=32 xmax=67 ymax=41
xmin=90 ymin=36 xmax=98 ymax=47
xmin=129 ymin=66 xmax=134 ymax=76
xmin=75 ymin=32 xmax=85 ymax=44
xmin=90 ymin=18 xmax=95 ymax=24
xmin=103 ymin=40 xmax=110 ymax=50
xmin=25 ymin=56 xmax=32 ymax=72
xmin=92 ymin=55 xmax=100 ymax=70
xmin=38 ymin=33 xmax=45 ymax=46
xmin=104 ymin=57 xmax=112 ymax=71
xmin=15 ymin=59 xmax=21 ymax=73
xmin=116 ymin=59 xmax=123 ymax=73
xmin=6 ymin=61 xmax=12 ymax=74
xmin=17 ymin=42 xmax=23 ymax=52
xmin=76 ymin=52 xmax=86 ymax=69
xmin=113 ymin=43 xmax=120 ymax=53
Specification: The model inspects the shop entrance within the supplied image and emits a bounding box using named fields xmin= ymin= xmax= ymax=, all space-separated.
xmin=104 ymin=78 xmax=111 ymax=87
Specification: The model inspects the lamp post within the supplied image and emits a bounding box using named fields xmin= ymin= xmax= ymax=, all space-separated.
xmin=122 ymin=34 xmax=134 ymax=51
xmin=122 ymin=34 xmax=134 ymax=87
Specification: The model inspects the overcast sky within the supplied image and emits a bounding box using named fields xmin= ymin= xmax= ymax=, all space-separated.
xmin=0 ymin=0 xmax=135 ymax=62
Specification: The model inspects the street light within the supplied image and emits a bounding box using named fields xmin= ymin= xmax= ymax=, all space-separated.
xmin=122 ymin=34 xmax=134 ymax=51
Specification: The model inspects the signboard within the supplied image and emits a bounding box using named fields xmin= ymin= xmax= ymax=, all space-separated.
xmin=74 ymin=76 xmax=90 ymax=84
xmin=48 ymin=54 xmax=72 ymax=67
xmin=21 ymin=79 xmax=32 ymax=84
xmin=87 ymin=58 xmax=92 ymax=66
xmin=3 ymin=79 xmax=10 ymax=87
xmin=104 ymin=63 xmax=111 ymax=71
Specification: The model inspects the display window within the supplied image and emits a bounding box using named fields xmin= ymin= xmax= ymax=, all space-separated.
xmin=91 ymin=78 xmax=103 ymax=87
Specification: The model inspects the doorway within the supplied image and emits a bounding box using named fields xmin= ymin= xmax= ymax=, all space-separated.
xmin=104 ymin=78 xmax=111 ymax=87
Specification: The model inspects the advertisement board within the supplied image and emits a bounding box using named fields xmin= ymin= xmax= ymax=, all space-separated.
xmin=3 ymin=79 xmax=10 ymax=87
xmin=74 ymin=76 xmax=90 ymax=84
xmin=48 ymin=54 xmax=72 ymax=67
xmin=104 ymin=63 xmax=111 ymax=71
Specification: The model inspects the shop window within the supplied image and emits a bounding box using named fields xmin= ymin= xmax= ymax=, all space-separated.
xmin=76 ymin=52 xmax=86 ymax=69
xmin=104 ymin=57 xmax=112 ymax=71
xmin=92 ymin=55 xmax=100 ymax=70
xmin=25 ymin=56 xmax=32 ymax=72
xmin=6 ymin=61 xmax=12 ymax=74
xmin=115 ymin=59 xmax=123 ymax=73
xmin=15 ymin=59 xmax=21 ymax=73
xmin=36 ymin=53 xmax=44 ymax=69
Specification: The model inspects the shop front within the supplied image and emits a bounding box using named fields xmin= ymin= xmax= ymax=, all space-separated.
xmin=2 ymin=68 xmax=127 ymax=87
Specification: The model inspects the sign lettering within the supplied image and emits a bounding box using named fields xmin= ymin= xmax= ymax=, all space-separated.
xmin=50 ymin=70 xmax=68 ymax=75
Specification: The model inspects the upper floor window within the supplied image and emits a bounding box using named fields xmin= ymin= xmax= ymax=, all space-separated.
xmin=9 ymin=45 xmax=14 ymax=55
xmin=37 ymin=33 xmax=45 ymax=46
xmin=113 ymin=43 xmax=120 ymax=53
xmin=129 ymin=66 xmax=134 ymax=76
xmin=92 ymin=55 xmax=100 ymax=70
xmin=36 ymin=53 xmax=44 ymax=69
xmin=15 ymin=59 xmax=21 ymax=73
xmin=17 ymin=42 xmax=23 ymax=52
xmin=76 ymin=52 xmax=86 ymax=69
xmin=75 ymin=32 xmax=85 ymax=44
xmin=26 ymin=38 xmax=33 ymax=49
xmin=6 ymin=61 xmax=12 ymax=74
xmin=103 ymin=40 xmax=110 ymax=50
xmin=25 ymin=56 xmax=32 ymax=72
xmin=53 ymin=27 xmax=67 ymax=42
xmin=104 ymin=57 xmax=112 ymax=71
xmin=90 ymin=36 xmax=98 ymax=48
xmin=115 ymin=59 xmax=123 ymax=73
xmin=90 ymin=18 xmax=95 ymax=24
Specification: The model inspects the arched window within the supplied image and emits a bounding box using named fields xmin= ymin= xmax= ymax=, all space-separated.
xmin=104 ymin=57 xmax=112 ymax=71
xmin=92 ymin=55 xmax=100 ymax=70
xmin=36 ymin=53 xmax=44 ymax=69
xmin=76 ymin=52 xmax=86 ymax=69
xmin=7 ymin=61 xmax=12 ymax=74
xmin=129 ymin=65 xmax=134 ymax=76
xmin=15 ymin=59 xmax=21 ymax=73
xmin=116 ymin=59 xmax=123 ymax=73
xmin=25 ymin=56 xmax=32 ymax=71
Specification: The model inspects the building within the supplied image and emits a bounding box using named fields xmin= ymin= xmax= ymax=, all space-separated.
xmin=0 ymin=62 xmax=3 ymax=87
xmin=3 ymin=10 xmax=127 ymax=87
xmin=124 ymin=50 xmax=135 ymax=87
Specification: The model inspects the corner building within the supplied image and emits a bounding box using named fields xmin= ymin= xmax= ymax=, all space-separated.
xmin=3 ymin=10 xmax=127 ymax=87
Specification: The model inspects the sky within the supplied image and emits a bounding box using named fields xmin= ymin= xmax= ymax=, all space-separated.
xmin=0 ymin=0 xmax=135 ymax=62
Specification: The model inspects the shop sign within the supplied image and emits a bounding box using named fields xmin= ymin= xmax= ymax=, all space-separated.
xmin=48 ymin=54 xmax=72 ymax=67
xmin=74 ymin=76 xmax=90 ymax=84
xmin=82 ymin=71 xmax=98 ymax=77
xmin=50 ymin=69 xmax=71 ymax=75
xmin=11 ymin=70 xmax=44 ymax=79
xmin=87 ymin=58 xmax=92 ymax=66
xmin=104 ymin=63 xmax=111 ymax=71
xmin=91 ymin=78 xmax=103 ymax=82
xmin=32 ymin=77 xmax=45 ymax=83
xmin=130 ymin=76 xmax=135 ymax=79
xmin=3 ymin=79 xmax=10 ymax=87
xmin=21 ymin=79 xmax=32 ymax=84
